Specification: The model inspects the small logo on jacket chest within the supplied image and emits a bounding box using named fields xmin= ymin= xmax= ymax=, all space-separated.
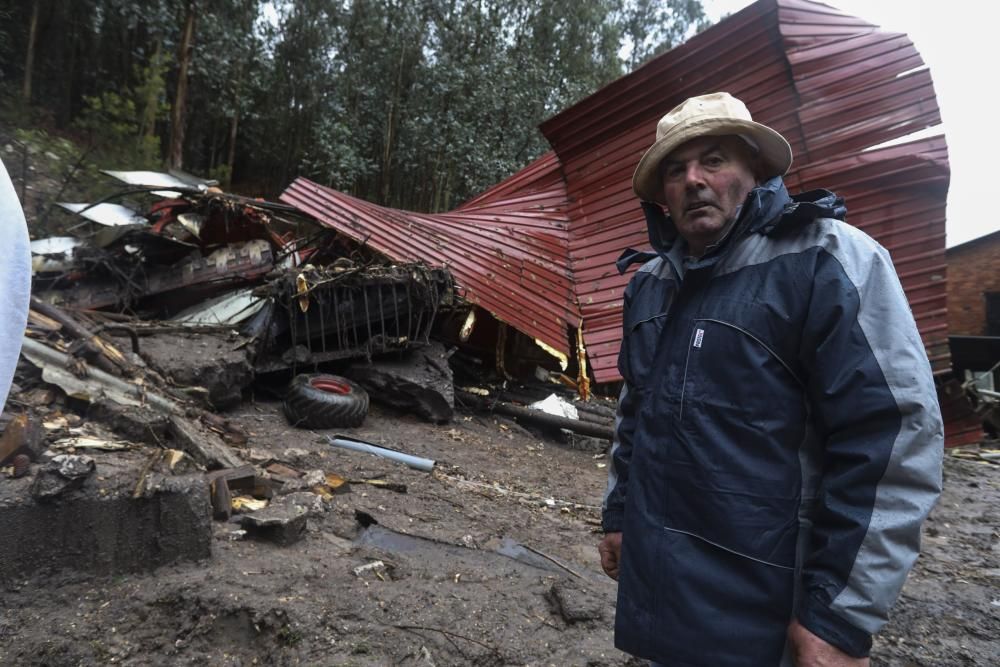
xmin=693 ymin=328 xmax=705 ymax=348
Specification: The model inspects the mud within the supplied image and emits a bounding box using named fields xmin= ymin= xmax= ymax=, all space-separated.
xmin=0 ymin=396 xmax=996 ymax=666
xmin=872 ymin=457 xmax=1000 ymax=665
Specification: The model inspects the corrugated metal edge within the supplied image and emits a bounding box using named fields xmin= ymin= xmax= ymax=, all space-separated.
xmin=280 ymin=158 xmax=581 ymax=359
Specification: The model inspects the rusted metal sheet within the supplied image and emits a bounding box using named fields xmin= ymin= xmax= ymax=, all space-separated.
xmin=280 ymin=0 xmax=949 ymax=398
xmin=280 ymin=151 xmax=580 ymax=363
xmin=540 ymin=0 xmax=949 ymax=383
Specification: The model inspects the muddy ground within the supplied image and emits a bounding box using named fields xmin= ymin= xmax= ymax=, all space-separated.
xmin=1 ymin=393 xmax=998 ymax=666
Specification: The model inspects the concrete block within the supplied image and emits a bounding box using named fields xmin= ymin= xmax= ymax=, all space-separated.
xmin=0 ymin=452 xmax=211 ymax=581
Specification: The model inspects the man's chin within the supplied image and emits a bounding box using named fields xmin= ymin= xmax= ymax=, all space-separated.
xmin=680 ymin=215 xmax=725 ymax=237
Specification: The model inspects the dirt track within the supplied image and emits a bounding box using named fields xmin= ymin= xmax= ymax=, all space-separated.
xmin=1 ymin=396 xmax=997 ymax=666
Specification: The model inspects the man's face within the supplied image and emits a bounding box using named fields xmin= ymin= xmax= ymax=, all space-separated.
xmin=660 ymin=136 xmax=759 ymax=256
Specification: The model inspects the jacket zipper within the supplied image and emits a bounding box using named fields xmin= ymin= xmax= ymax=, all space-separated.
xmin=677 ymin=326 xmax=698 ymax=422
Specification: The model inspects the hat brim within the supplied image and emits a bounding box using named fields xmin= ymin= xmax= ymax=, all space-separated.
xmin=632 ymin=117 xmax=792 ymax=203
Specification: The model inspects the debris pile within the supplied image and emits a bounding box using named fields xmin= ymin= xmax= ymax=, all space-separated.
xmin=2 ymin=169 xmax=619 ymax=581
xmin=30 ymin=170 xmax=454 ymax=381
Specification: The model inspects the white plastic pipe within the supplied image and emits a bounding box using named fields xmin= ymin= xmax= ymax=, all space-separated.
xmin=325 ymin=435 xmax=435 ymax=472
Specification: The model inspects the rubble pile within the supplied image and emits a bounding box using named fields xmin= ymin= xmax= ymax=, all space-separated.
xmin=1 ymin=169 xmax=618 ymax=582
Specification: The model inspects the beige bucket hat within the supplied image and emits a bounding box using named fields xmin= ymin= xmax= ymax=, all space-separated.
xmin=632 ymin=92 xmax=793 ymax=203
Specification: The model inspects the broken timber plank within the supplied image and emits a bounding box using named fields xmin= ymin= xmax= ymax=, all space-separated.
xmin=21 ymin=336 xmax=179 ymax=413
xmin=168 ymin=415 xmax=245 ymax=470
xmin=21 ymin=337 xmax=245 ymax=470
xmin=30 ymin=297 xmax=134 ymax=376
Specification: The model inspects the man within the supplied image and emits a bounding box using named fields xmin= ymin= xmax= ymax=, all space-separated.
xmin=0 ymin=158 xmax=31 ymax=411
xmin=598 ymin=93 xmax=942 ymax=667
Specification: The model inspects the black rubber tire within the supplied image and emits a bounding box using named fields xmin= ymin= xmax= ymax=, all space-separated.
xmin=283 ymin=374 xmax=369 ymax=429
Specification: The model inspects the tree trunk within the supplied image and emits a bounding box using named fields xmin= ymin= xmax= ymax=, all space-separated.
xmin=168 ymin=2 xmax=197 ymax=170
xmin=22 ymin=0 xmax=40 ymax=104
xmin=380 ymin=47 xmax=405 ymax=205
xmin=140 ymin=40 xmax=162 ymax=139
xmin=226 ymin=110 xmax=239 ymax=187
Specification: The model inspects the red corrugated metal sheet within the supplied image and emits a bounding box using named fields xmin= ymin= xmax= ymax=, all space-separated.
xmin=540 ymin=0 xmax=949 ymax=383
xmin=280 ymin=0 xmax=949 ymax=392
xmin=280 ymin=151 xmax=581 ymax=361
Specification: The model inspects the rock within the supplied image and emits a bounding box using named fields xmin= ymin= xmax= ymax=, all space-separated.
xmin=347 ymin=342 xmax=454 ymax=423
xmin=281 ymin=345 xmax=311 ymax=366
xmin=560 ymin=432 xmax=607 ymax=453
xmin=0 ymin=414 xmax=46 ymax=465
xmin=31 ymin=454 xmax=96 ymax=501
xmin=89 ymin=400 xmax=170 ymax=446
xmin=282 ymin=447 xmax=311 ymax=462
xmin=546 ymin=580 xmax=604 ymax=624
xmin=274 ymin=468 xmax=326 ymax=495
xmin=239 ymin=497 xmax=309 ymax=546
xmin=283 ymin=491 xmax=327 ymax=517
xmin=138 ymin=332 xmax=253 ymax=411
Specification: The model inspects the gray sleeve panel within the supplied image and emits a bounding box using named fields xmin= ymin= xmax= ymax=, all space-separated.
xmin=822 ymin=230 xmax=943 ymax=633
xmin=721 ymin=220 xmax=943 ymax=634
xmin=0 ymin=158 xmax=31 ymax=412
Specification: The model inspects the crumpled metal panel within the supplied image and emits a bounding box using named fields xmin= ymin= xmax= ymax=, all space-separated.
xmin=540 ymin=0 xmax=948 ymax=383
xmin=281 ymin=0 xmax=949 ymax=390
xmin=57 ymin=202 xmax=148 ymax=227
xmin=281 ymin=151 xmax=580 ymax=362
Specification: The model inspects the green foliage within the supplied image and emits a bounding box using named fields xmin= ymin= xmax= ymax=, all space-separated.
xmin=1 ymin=0 xmax=707 ymax=210
xmin=74 ymin=90 xmax=161 ymax=169
xmin=0 ymin=2 xmax=12 ymax=67
xmin=69 ymin=40 xmax=171 ymax=170
xmin=13 ymin=127 xmax=81 ymax=165
xmin=206 ymin=162 xmax=231 ymax=185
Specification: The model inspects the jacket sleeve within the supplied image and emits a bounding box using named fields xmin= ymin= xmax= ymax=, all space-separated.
xmin=602 ymin=284 xmax=639 ymax=533
xmin=796 ymin=233 xmax=943 ymax=657
xmin=0 ymin=158 xmax=31 ymax=413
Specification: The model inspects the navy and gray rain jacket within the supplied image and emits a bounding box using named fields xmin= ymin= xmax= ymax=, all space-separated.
xmin=603 ymin=176 xmax=943 ymax=666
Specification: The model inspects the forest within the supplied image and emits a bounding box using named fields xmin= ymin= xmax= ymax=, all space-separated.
xmin=0 ymin=0 xmax=706 ymax=212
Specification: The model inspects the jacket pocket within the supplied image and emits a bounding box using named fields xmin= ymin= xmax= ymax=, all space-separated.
xmin=675 ymin=316 xmax=808 ymax=480
xmin=679 ymin=317 xmax=803 ymax=419
xmin=622 ymin=311 xmax=668 ymax=389
xmin=662 ymin=461 xmax=799 ymax=568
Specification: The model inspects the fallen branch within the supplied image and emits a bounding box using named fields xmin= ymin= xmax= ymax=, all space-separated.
xmin=388 ymin=623 xmax=502 ymax=660
xmin=457 ymin=390 xmax=613 ymax=441
xmin=21 ymin=336 xmax=179 ymax=413
xmin=521 ymin=544 xmax=586 ymax=580
xmin=168 ymin=414 xmax=245 ymax=470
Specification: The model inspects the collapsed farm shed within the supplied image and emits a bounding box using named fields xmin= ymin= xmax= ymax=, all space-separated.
xmin=282 ymin=0 xmax=962 ymax=437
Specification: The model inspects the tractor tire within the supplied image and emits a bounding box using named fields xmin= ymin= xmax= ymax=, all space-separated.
xmin=283 ymin=374 xmax=369 ymax=429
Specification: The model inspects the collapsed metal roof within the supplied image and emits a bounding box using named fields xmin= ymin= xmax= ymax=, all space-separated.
xmin=281 ymin=0 xmax=949 ymax=382
xmin=282 ymin=151 xmax=579 ymax=366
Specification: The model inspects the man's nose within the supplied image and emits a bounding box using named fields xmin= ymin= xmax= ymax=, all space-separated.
xmin=684 ymin=163 xmax=707 ymax=189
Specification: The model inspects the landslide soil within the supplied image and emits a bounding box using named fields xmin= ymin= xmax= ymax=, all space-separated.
xmin=1 ymin=396 xmax=998 ymax=666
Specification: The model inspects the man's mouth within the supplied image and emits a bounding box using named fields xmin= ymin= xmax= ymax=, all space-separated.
xmin=685 ymin=201 xmax=715 ymax=213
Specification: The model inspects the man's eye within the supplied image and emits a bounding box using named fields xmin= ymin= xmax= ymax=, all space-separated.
xmin=664 ymin=165 xmax=684 ymax=179
xmin=704 ymin=156 xmax=724 ymax=167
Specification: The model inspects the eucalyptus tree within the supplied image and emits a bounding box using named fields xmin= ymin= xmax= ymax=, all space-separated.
xmin=1 ymin=0 xmax=706 ymax=208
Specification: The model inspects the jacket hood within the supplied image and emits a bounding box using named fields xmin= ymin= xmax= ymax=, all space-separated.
xmin=618 ymin=177 xmax=846 ymax=274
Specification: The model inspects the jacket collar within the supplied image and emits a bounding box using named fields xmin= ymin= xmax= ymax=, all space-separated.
xmin=617 ymin=177 xmax=846 ymax=274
